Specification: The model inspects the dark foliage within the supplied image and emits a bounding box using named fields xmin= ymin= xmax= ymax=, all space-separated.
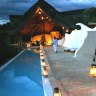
xmin=0 ymin=30 xmax=18 ymax=66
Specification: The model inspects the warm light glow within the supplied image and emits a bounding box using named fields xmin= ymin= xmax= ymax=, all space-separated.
xmin=42 ymin=67 xmax=48 ymax=77
xmin=35 ymin=7 xmax=43 ymax=14
xmin=32 ymin=34 xmax=52 ymax=45
xmin=38 ymin=11 xmax=41 ymax=14
xmin=31 ymin=35 xmax=42 ymax=45
xmin=40 ymin=44 xmax=44 ymax=49
xmin=40 ymin=50 xmax=43 ymax=53
xmin=41 ymin=55 xmax=44 ymax=59
xmin=53 ymin=87 xmax=61 ymax=96
xmin=66 ymin=29 xmax=69 ymax=32
xmin=46 ymin=17 xmax=48 ymax=19
xmin=40 ymin=56 xmax=44 ymax=59
xmin=44 ymin=34 xmax=52 ymax=45
xmin=26 ymin=42 xmax=31 ymax=48
xmin=90 ymin=65 xmax=96 ymax=77
xmin=41 ymin=62 xmax=46 ymax=66
xmin=62 ymin=26 xmax=64 ymax=30
xmin=50 ymin=31 xmax=61 ymax=39
xmin=41 ymin=17 xmax=44 ymax=19
xmin=40 ymin=52 xmax=43 ymax=56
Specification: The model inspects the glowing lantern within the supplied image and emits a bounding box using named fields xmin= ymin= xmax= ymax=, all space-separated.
xmin=41 ymin=61 xmax=46 ymax=66
xmin=40 ymin=50 xmax=43 ymax=53
xmin=41 ymin=59 xmax=46 ymax=66
xmin=41 ymin=17 xmax=44 ymax=19
xmin=90 ymin=57 xmax=96 ymax=77
xmin=40 ymin=52 xmax=43 ymax=56
xmin=40 ymin=55 xmax=44 ymax=59
xmin=38 ymin=11 xmax=41 ymax=14
xmin=40 ymin=44 xmax=43 ymax=49
xmin=42 ymin=66 xmax=48 ymax=78
xmin=41 ymin=59 xmax=49 ymax=67
xmin=41 ymin=56 xmax=44 ymax=59
xmin=41 ymin=54 xmax=44 ymax=58
xmin=53 ymin=87 xmax=61 ymax=96
xmin=90 ymin=64 xmax=96 ymax=77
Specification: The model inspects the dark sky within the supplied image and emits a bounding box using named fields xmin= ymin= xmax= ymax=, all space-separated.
xmin=0 ymin=0 xmax=96 ymax=24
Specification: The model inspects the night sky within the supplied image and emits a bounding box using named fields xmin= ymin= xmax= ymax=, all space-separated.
xmin=0 ymin=0 xmax=96 ymax=25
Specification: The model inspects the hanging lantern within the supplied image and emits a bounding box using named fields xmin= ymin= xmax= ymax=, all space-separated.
xmin=53 ymin=87 xmax=61 ymax=96
xmin=42 ymin=66 xmax=48 ymax=78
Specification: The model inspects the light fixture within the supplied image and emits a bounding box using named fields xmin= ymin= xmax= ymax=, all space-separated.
xmin=40 ymin=52 xmax=43 ymax=56
xmin=38 ymin=11 xmax=41 ymax=14
xmin=90 ymin=57 xmax=96 ymax=77
xmin=62 ymin=26 xmax=64 ymax=30
xmin=90 ymin=49 xmax=96 ymax=77
xmin=40 ymin=49 xmax=43 ymax=53
xmin=40 ymin=55 xmax=44 ymax=59
xmin=41 ymin=61 xmax=46 ymax=66
xmin=66 ymin=29 xmax=69 ymax=33
xmin=40 ymin=45 xmax=44 ymax=50
xmin=53 ymin=87 xmax=61 ymax=96
xmin=42 ymin=66 xmax=48 ymax=78
xmin=41 ymin=17 xmax=44 ymax=19
xmin=41 ymin=54 xmax=44 ymax=58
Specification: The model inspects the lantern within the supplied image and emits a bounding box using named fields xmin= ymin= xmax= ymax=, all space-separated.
xmin=53 ymin=87 xmax=61 ymax=96
xmin=90 ymin=48 xmax=96 ymax=77
xmin=90 ymin=64 xmax=96 ymax=77
xmin=40 ymin=52 xmax=43 ymax=56
xmin=41 ymin=61 xmax=46 ymax=66
xmin=41 ymin=55 xmax=44 ymax=59
xmin=40 ymin=44 xmax=44 ymax=49
xmin=40 ymin=49 xmax=43 ymax=53
xmin=90 ymin=56 xmax=96 ymax=77
xmin=42 ymin=66 xmax=48 ymax=78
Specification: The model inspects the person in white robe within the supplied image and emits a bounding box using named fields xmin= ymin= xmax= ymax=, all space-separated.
xmin=52 ymin=37 xmax=58 ymax=53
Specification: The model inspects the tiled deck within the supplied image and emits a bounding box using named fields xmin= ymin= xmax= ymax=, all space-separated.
xmin=44 ymin=46 xmax=96 ymax=96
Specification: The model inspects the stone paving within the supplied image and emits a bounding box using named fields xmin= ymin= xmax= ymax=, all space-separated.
xmin=44 ymin=31 xmax=96 ymax=96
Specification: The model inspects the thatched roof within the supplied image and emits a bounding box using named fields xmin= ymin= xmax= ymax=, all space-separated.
xmin=9 ymin=0 xmax=84 ymax=35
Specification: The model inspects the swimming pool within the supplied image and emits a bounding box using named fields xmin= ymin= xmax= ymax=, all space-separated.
xmin=0 ymin=50 xmax=44 ymax=96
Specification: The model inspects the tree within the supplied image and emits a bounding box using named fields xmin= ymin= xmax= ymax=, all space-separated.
xmin=0 ymin=30 xmax=18 ymax=65
xmin=83 ymin=7 xmax=96 ymax=23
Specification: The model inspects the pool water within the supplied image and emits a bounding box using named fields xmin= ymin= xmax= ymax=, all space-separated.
xmin=0 ymin=50 xmax=44 ymax=96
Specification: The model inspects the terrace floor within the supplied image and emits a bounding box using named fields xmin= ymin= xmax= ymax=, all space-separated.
xmin=44 ymin=46 xmax=96 ymax=96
